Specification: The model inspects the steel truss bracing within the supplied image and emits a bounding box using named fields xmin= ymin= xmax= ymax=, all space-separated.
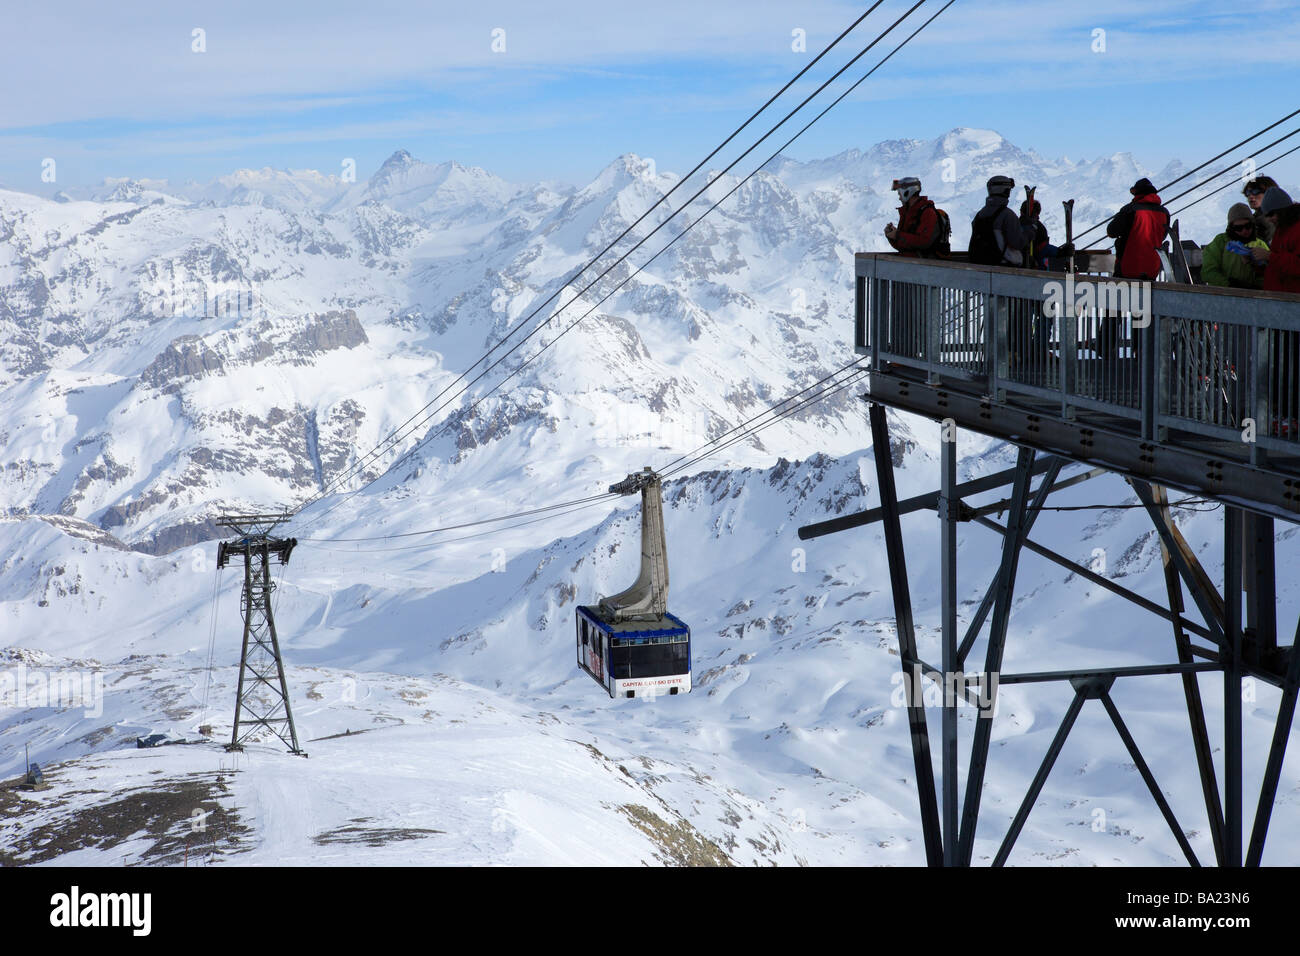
xmin=215 ymin=514 xmax=305 ymax=756
xmin=800 ymin=404 xmax=1299 ymax=866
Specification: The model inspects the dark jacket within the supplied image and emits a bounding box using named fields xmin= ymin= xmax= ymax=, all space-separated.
xmin=888 ymin=196 xmax=941 ymax=257
xmin=1263 ymin=208 xmax=1300 ymax=294
xmin=968 ymin=196 xmax=1033 ymax=266
xmin=1254 ymin=207 xmax=1277 ymax=246
xmin=1107 ymin=192 xmax=1170 ymax=279
xmin=1022 ymin=220 xmax=1051 ymax=268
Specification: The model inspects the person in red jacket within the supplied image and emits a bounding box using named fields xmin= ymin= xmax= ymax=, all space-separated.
xmin=1258 ymin=186 xmax=1300 ymax=293
xmin=884 ymin=177 xmax=944 ymax=257
xmin=1255 ymin=187 xmax=1300 ymax=436
xmin=1099 ymin=178 xmax=1170 ymax=360
xmin=1107 ymin=177 xmax=1170 ymax=280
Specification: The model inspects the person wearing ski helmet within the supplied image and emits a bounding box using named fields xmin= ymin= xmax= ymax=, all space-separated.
xmin=884 ymin=177 xmax=944 ymax=258
xmin=967 ymin=175 xmax=1034 ymax=267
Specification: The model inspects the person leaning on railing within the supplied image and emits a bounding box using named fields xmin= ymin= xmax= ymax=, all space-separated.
xmin=1202 ymin=203 xmax=1269 ymax=290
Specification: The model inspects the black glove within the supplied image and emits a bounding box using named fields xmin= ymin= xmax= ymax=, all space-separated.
xmin=1057 ymin=242 xmax=1075 ymax=257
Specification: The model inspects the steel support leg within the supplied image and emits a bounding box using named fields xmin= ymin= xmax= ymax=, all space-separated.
xmin=1247 ymin=616 xmax=1300 ymax=866
xmin=1152 ymin=485 xmax=1225 ymax=864
xmin=262 ymin=545 xmax=304 ymax=755
xmin=940 ymin=425 xmax=959 ymax=865
xmin=1224 ymin=506 xmax=1244 ymax=866
xmin=1132 ymin=480 xmax=1226 ymax=643
xmin=992 ymin=684 xmax=1089 ymax=867
xmin=1099 ymin=692 xmax=1200 ymax=866
xmin=228 ymin=551 xmax=254 ymax=752
xmin=870 ymin=403 xmax=943 ymax=866
xmin=956 ymin=458 xmax=1064 ymax=669
xmin=959 ymin=446 xmax=1036 ymax=865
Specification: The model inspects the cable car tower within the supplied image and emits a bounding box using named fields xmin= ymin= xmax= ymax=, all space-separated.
xmin=215 ymin=512 xmax=306 ymax=756
xmin=577 ymin=468 xmax=692 ymax=698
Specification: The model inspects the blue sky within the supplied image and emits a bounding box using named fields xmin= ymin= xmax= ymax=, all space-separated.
xmin=2 ymin=0 xmax=1298 ymax=191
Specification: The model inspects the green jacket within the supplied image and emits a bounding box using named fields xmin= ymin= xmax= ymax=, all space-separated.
xmin=1202 ymin=232 xmax=1268 ymax=289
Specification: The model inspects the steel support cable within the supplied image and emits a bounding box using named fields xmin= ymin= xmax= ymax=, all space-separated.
xmin=298 ymin=3 xmax=891 ymax=509
xmin=199 ymin=563 xmax=223 ymax=725
xmin=304 ymin=364 xmax=868 ymax=546
xmin=296 ymin=1 xmax=930 ymax=524
xmin=1072 ymin=119 xmax=1300 ymax=247
xmin=298 ymin=496 xmax=619 ymax=554
xmin=1160 ymin=108 xmax=1300 ymax=194
xmin=300 ymin=373 xmax=866 ymax=555
xmin=661 ymin=365 xmax=870 ymax=478
xmin=291 ymin=1 xmax=949 ymax=535
xmin=1158 ymin=127 xmax=1300 ymax=211
xmin=299 ymin=491 xmax=620 ymax=542
xmin=1169 ymin=141 xmax=1300 ymax=219
xmin=657 ymin=357 xmax=867 ymax=475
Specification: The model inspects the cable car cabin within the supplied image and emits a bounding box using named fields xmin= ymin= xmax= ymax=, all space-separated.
xmin=576 ymin=605 xmax=691 ymax=698
xmin=576 ymin=467 xmax=692 ymax=698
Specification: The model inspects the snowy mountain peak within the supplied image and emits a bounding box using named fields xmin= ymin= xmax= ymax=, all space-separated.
xmin=379 ymin=148 xmax=418 ymax=170
xmin=934 ymin=127 xmax=1008 ymax=156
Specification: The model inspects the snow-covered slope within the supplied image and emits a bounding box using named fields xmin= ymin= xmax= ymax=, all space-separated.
xmin=3 ymin=131 xmax=1297 ymax=866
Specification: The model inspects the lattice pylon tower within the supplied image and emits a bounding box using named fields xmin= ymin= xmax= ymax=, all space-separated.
xmin=215 ymin=513 xmax=306 ymax=756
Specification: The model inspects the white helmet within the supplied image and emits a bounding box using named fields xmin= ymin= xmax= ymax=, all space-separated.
xmin=891 ymin=177 xmax=921 ymax=203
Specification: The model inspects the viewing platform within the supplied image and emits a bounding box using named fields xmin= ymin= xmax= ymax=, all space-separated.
xmin=853 ymin=253 xmax=1300 ymax=522
xmin=799 ymin=252 xmax=1300 ymax=866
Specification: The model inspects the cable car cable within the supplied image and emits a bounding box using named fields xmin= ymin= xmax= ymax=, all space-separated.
xmin=658 ymin=357 xmax=867 ymax=475
xmin=299 ymin=491 xmax=621 ymax=542
xmin=291 ymin=2 xmax=949 ymax=534
xmin=1168 ymin=141 xmax=1300 ymax=219
xmin=1071 ymin=117 xmax=1300 ymax=246
xmin=661 ymin=365 xmax=870 ymax=478
xmin=297 ymin=497 xmax=619 ymax=554
xmin=297 ymin=1 xmax=927 ymax=518
xmin=297 ymin=3 xmax=893 ymax=509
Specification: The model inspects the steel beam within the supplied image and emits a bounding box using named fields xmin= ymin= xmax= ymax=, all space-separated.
xmin=869 ymin=402 xmax=943 ymax=866
xmin=1132 ymin=480 xmax=1227 ymax=646
xmin=959 ymin=446 xmax=1036 ymax=865
xmin=940 ymin=427 xmax=960 ymax=865
xmin=798 ymin=454 xmax=1058 ymax=541
xmin=998 ymin=661 xmax=1220 ymax=685
xmin=992 ymin=683 xmax=1091 ymax=867
xmin=1152 ymin=484 xmax=1226 ymax=864
xmin=866 ymin=371 xmax=1300 ymax=524
xmin=968 ymin=514 xmax=1216 ymax=642
xmin=1099 ymin=692 xmax=1200 ymax=866
xmin=1247 ymin=619 xmax=1300 ymax=866
xmin=1223 ymin=507 xmax=1244 ymax=866
xmin=955 ymin=457 xmax=1064 ymax=671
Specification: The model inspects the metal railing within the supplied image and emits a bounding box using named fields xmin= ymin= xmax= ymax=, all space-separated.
xmin=855 ymin=254 xmax=1300 ymax=458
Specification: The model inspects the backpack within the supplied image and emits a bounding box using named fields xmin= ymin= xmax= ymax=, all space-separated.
xmin=968 ymin=209 xmax=1003 ymax=265
xmin=931 ymin=208 xmax=952 ymax=257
